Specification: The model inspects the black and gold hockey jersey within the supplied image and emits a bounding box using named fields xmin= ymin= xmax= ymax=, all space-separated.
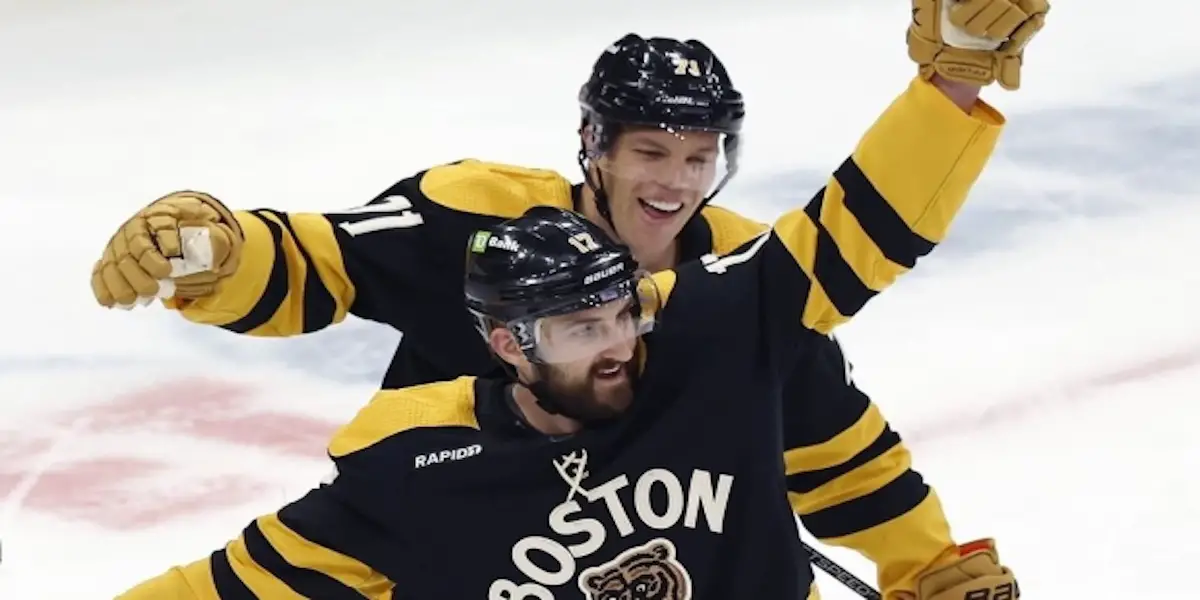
xmin=123 ymin=76 xmax=1005 ymax=599
xmin=167 ymin=157 xmax=766 ymax=390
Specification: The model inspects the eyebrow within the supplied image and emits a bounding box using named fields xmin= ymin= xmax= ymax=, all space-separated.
xmin=631 ymin=137 xmax=718 ymax=154
xmin=562 ymin=315 xmax=604 ymax=326
xmin=559 ymin=299 xmax=635 ymax=325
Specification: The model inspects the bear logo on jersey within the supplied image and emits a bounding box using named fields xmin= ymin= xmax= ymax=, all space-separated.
xmin=577 ymin=538 xmax=692 ymax=599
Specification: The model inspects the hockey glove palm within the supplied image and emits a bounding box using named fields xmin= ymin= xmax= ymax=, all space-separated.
xmin=907 ymin=0 xmax=1050 ymax=90
xmin=902 ymin=539 xmax=1019 ymax=600
xmin=91 ymin=190 xmax=244 ymax=308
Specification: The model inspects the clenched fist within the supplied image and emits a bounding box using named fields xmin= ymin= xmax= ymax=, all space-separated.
xmin=902 ymin=539 xmax=1019 ymax=600
xmin=908 ymin=0 xmax=1050 ymax=90
xmin=91 ymin=190 xmax=244 ymax=308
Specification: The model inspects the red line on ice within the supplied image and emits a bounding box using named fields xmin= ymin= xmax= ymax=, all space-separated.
xmin=0 ymin=376 xmax=341 ymax=530
xmin=906 ymin=342 xmax=1200 ymax=444
xmin=51 ymin=376 xmax=339 ymax=459
xmin=5 ymin=342 xmax=1196 ymax=530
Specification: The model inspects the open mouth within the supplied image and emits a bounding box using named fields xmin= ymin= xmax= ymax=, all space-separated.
xmin=593 ymin=362 xmax=625 ymax=380
xmin=638 ymin=197 xmax=684 ymax=220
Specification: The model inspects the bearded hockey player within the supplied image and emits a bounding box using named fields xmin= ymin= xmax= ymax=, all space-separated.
xmin=117 ymin=206 xmax=1020 ymax=599
xmin=95 ymin=0 xmax=1047 ymax=596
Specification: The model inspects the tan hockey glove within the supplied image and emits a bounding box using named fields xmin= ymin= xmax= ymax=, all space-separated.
xmin=908 ymin=0 xmax=1050 ymax=90
xmin=902 ymin=538 xmax=1019 ymax=600
xmin=91 ymin=190 xmax=244 ymax=308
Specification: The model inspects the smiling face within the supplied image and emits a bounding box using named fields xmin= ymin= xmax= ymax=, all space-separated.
xmin=534 ymin=298 xmax=640 ymax=421
xmin=590 ymin=126 xmax=722 ymax=264
xmin=492 ymin=297 xmax=642 ymax=423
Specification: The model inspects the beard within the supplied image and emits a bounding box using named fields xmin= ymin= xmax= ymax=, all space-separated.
xmin=533 ymin=356 xmax=637 ymax=424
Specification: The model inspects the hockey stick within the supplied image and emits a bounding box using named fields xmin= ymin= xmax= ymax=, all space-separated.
xmin=802 ymin=541 xmax=881 ymax=600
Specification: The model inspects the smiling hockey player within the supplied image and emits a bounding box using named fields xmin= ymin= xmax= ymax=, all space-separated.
xmin=96 ymin=0 xmax=1047 ymax=597
xmin=117 ymin=203 xmax=1021 ymax=598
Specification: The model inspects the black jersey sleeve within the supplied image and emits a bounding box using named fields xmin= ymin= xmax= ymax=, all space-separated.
xmin=639 ymin=77 xmax=1003 ymax=597
xmin=780 ymin=335 xmax=958 ymax=596
xmin=113 ymin=378 xmax=482 ymax=599
xmin=647 ymin=77 xmax=1005 ymax=357
xmin=112 ymin=463 xmax=403 ymax=599
xmin=166 ymin=160 xmax=573 ymax=336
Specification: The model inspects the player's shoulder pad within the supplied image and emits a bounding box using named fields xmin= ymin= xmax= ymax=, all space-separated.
xmin=328 ymin=376 xmax=480 ymax=458
xmin=416 ymin=159 xmax=575 ymax=218
xmin=698 ymin=204 xmax=770 ymax=254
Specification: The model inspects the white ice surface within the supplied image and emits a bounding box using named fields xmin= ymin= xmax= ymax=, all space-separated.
xmin=1 ymin=1 xmax=1198 ymax=597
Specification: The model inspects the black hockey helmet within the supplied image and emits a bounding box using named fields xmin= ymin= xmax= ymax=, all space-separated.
xmin=464 ymin=206 xmax=657 ymax=365
xmin=577 ymin=33 xmax=745 ymax=229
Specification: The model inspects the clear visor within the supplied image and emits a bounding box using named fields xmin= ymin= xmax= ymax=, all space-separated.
xmin=592 ymin=127 xmax=739 ymax=198
xmin=515 ymin=272 xmax=661 ymax=364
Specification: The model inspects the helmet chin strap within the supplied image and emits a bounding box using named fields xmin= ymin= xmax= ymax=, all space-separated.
xmin=492 ymin=346 xmax=607 ymax=428
xmin=526 ymin=378 xmax=571 ymax=417
xmin=577 ymin=148 xmax=624 ymax=245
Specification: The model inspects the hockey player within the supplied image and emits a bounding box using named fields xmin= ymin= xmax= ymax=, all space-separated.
xmin=89 ymin=32 xmax=762 ymax=391
xmin=88 ymin=0 xmax=1045 ymax=393
xmin=117 ymin=206 xmax=1021 ymax=598
xmin=95 ymin=0 xmax=1046 ymax=596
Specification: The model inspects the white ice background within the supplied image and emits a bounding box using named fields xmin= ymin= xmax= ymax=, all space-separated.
xmin=1 ymin=0 xmax=1198 ymax=597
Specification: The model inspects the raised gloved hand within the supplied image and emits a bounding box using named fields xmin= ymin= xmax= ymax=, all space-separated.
xmin=907 ymin=0 xmax=1050 ymax=90
xmin=91 ymin=190 xmax=244 ymax=309
xmin=901 ymin=538 xmax=1019 ymax=600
